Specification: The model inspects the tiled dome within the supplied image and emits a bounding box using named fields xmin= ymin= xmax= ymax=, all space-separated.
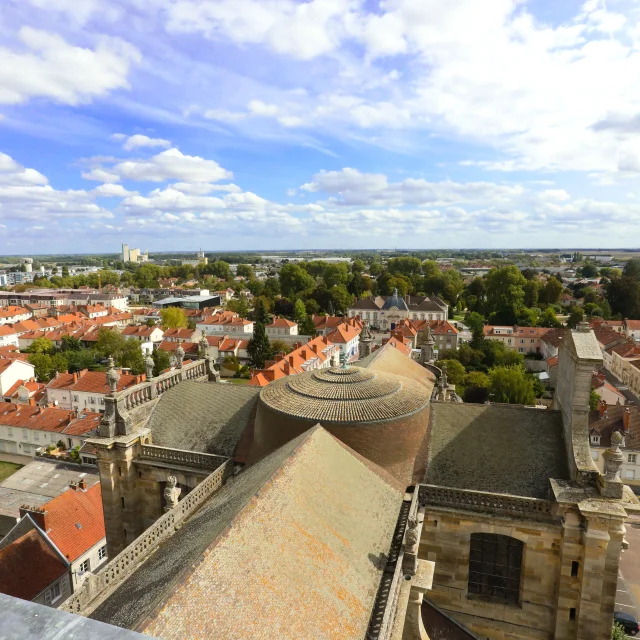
xmin=259 ymin=366 xmax=427 ymax=424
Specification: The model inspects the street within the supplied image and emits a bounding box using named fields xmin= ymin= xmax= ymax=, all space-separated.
xmin=603 ymin=368 xmax=640 ymax=408
xmin=619 ymin=521 xmax=640 ymax=635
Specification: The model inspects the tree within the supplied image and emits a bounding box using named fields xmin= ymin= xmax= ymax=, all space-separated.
xmin=567 ymin=307 xmax=585 ymax=329
xmin=590 ymin=389 xmax=600 ymax=411
xmin=624 ymin=258 xmax=640 ymax=280
xmin=252 ymin=297 xmax=271 ymax=325
xmin=95 ymin=328 xmax=126 ymax=361
xmin=464 ymin=312 xmax=485 ymax=341
xmin=581 ymin=262 xmax=599 ymax=278
xmin=523 ymin=280 xmax=540 ymax=308
xmin=387 ymin=256 xmax=422 ymax=276
xmin=28 ymin=352 xmax=68 ymax=382
xmin=539 ymin=307 xmax=561 ymax=328
xmin=60 ymin=335 xmax=82 ymax=352
xmin=28 ymin=337 xmax=55 ymax=355
xmin=236 ymin=264 xmax=253 ymax=279
xmin=463 ymin=371 xmax=490 ymax=404
xmin=227 ymin=297 xmax=250 ymax=319
xmin=329 ymin=285 xmax=353 ymax=315
xmin=322 ymin=263 xmax=350 ymax=288
xmin=435 ymin=359 xmax=466 ymax=386
xmin=66 ymin=349 xmax=97 ymax=373
xmin=611 ymin=622 xmax=627 ymax=640
xmin=299 ymin=315 xmax=317 ymax=337
xmin=540 ymin=277 xmax=563 ymax=305
xmin=279 ymin=264 xmax=315 ymax=298
xmin=247 ymin=321 xmax=273 ymax=369
xmin=160 ymin=307 xmax=188 ymax=329
xmin=152 ymin=349 xmax=171 ymax=376
xmin=271 ymin=339 xmax=292 ymax=355
xmin=293 ymin=299 xmax=307 ymax=325
xmin=211 ymin=260 xmax=232 ymax=280
xmin=485 ymin=266 xmax=527 ymax=325
xmin=607 ymin=276 xmax=640 ymax=319
xmin=489 ymin=366 xmax=536 ymax=405
xmin=121 ymin=340 xmax=145 ymax=374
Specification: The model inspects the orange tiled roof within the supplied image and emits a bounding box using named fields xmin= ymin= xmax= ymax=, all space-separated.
xmin=626 ymin=320 xmax=640 ymax=330
xmin=249 ymin=336 xmax=337 ymax=387
xmin=267 ymin=317 xmax=297 ymax=329
xmin=0 ymin=529 xmax=68 ymax=600
xmin=0 ymin=325 xmax=17 ymax=337
xmin=46 ymin=370 xmax=143 ymax=393
xmin=0 ymin=403 xmax=88 ymax=433
xmin=0 ymin=306 xmax=30 ymax=319
xmin=44 ymin=483 xmax=105 ymax=562
xmin=326 ymin=323 xmax=361 ymax=344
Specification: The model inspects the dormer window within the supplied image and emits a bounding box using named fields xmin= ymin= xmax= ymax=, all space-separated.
xmin=590 ymin=435 xmax=601 ymax=445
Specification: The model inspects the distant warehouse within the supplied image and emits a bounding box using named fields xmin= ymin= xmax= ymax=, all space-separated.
xmin=152 ymin=292 xmax=222 ymax=310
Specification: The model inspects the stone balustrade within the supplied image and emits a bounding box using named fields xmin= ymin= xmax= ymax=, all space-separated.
xmin=418 ymin=484 xmax=553 ymax=520
xmin=61 ymin=459 xmax=231 ymax=616
xmin=113 ymin=359 xmax=210 ymax=412
xmin=140 ymin=444 xmax=228 ymax=471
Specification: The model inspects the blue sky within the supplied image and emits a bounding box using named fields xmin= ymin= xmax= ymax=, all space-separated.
xmin=2 ymin=0 xmax=640 ymax=254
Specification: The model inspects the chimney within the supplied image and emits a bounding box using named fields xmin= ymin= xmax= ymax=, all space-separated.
xmin=624 ymin=407 xmax=631 ymax=433
xmin=78 ymin=478 xmax=87 ymax=491
xmin=28 ymin=398 xmax=35 ymax=406
xmin=73 ymin=372 xmax=78 ymax=383
xmin=69 ymin=481 xmax=77 ymax=491
xmin=19 ymin=505 xmax=48 ymax=531
xmin=598 ymin=399 xmax=607 ymax=419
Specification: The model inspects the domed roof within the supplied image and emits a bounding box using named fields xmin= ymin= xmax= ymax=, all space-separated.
xmin=259 ymin=366 xmax=428 ymax=424
xmin=382 ymin=288 xmax=408 ymax=311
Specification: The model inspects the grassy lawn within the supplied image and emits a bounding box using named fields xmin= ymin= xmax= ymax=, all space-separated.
xmin=0 ymin=461 xmax=23 ymax=483
xmin=224 ymin=378 xmax=251 ymax=385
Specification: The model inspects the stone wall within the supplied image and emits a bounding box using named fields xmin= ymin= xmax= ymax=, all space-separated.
xmin=419 ymin=507 xmax=564 ymax=640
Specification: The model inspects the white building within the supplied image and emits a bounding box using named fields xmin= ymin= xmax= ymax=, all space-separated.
xmin=265 ymin=317 xmax=298 ymax=337
xmin=0 ymin=326 xmax=19 ymax=348
xmin=0 ymin=359 xmax=36 ymax=396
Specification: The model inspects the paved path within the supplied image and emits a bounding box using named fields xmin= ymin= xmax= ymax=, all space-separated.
xmin=618 ymin=521 xmax=640 ymax=634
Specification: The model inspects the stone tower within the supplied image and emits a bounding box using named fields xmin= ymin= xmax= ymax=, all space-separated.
xmin=359 ymin=321 xmax=373 ymax=359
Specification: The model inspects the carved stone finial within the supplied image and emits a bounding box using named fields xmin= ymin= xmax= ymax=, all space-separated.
xmin=145 ymin=353 xmax=154 ymax=380
xmin=164 ymin=476 xmax=181 ymax=511
xmin=175 ymin=344 xmax=185 ymax=369
xmin=199 ymin=335 xmax=208 ymax=359
xmin=402 ymin=517 xmax=420 ymax=576
xmin=603 ymin=431 xmax=624 ymax=482
xmin=340 ymin=350 xmax=348 ymax=369
xmin=106 ymin=356 xmax=120 ymax=394
xmin=440 ymin=362 xmax=448 ymax=388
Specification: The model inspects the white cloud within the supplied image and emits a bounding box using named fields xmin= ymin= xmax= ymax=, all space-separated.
xmin=165 ymin=0 xmax=352 ymax=60
xmin=82 ymin=167 xmax=121 ymax=183
xmin=119 ymin=134 xmax=172 ymax=151
xmin=248 ymin=100 xmax=279 ymax=116
xmin=171 ymin=182 xmax=242 ymax=194
xmin=93 ymin=183 xmax=139 ymax=197
xmin=0 ymin=152 xmax=113 ymax=221
xmin=204 ymin=108 xmax=247 ymax=123
xmin=0 ymin=27 xmax=140 ymax=106
xmin=92 ymin=148 xmax=233 ymax=183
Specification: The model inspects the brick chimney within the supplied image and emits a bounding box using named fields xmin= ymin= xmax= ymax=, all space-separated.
xmin=624 ymin=407 xmax=631 ymax=433
xmin=599 ymin=400 xmax=607 ymax=419
xmin=72 ymin=372 xmax=78 ymax=383
xmin=19 ymin=505 xmax=48 ymax=531
xmin=78 ymin=478 xmax=87 ymax=491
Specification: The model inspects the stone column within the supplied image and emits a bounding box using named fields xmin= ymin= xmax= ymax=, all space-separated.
xmin=577 ymin=521 xmax=610 ymax=640
xmin=554 ymin=511 xmax=583 ymax=640
xmin=599 ymin=522 xmax=626 ymax=639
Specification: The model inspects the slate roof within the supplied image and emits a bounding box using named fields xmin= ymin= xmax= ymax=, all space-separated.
xmin=426 ymin=403 xmax=569 ymax=498
xmin=91 ymin=426 xmax=403 ymax=640
xmin=146 ymin=381 xmax=260 ymax=457
xmin=589 ymin=405 xmax=640 ymax=448
xmin=381 ymin=289 xmax=409 ymax=311
xmin=0 ymin=529 xmax=68 ymax=601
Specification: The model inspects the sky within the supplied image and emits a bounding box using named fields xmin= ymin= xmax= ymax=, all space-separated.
xmin=2 ymin=0 xmax=640 ymax=254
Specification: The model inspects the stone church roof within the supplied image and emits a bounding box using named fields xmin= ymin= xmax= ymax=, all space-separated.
xmin=91 ymin=426 xmax=403 ymax=639
xmin=259 ymin=366 xmax=428 ymax=424
xmin=146 ymin=381 xmax=260 ymax=457
xmin=426 ymin=403 xmax=569 ymax=498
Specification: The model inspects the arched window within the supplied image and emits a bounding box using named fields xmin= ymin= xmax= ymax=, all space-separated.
xmin=468 ymin=533 xmax=523 ymax=605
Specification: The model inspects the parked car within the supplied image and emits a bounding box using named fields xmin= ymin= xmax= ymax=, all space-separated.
xmin=615 ymin=611 xmax=639 ymax=635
